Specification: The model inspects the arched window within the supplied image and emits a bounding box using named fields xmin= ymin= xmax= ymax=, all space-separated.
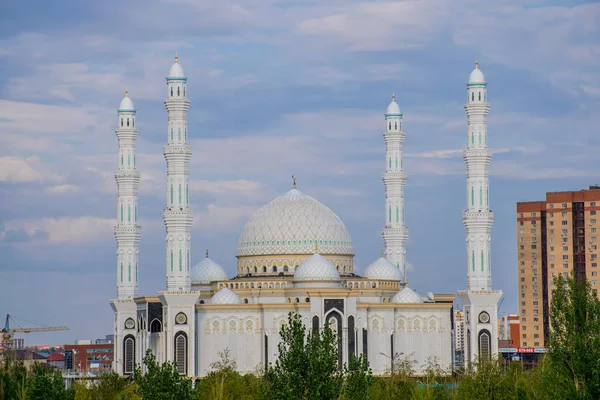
xmin=123 ymin=335 xmax=135 ymax=375
xmin=170 ymin=249 xmax=174 ymax=272
xmin=272 ymin=266 xmax=277 ymax=272
xmin=243 ymin=298 xmax=248 ymax=304
xmin=395 ymin=121 xmax=397 ymax=130
xmin=471 ymin=92 xmax=474 ymax=101
xmin=283 ymin=266 xmax=289 ymax=272
xmin=306 ymin=297 xmax=310 ymax=303
xmin=170 ymin=185 xmax=174 ymax=204
xmin=478 ymin=131 xmax=481 ymax=145
xmin=263 ymin=266 xmax=267 ymax=273
xmin=388 ymin=122 xmax=391 ymax=130
xmin=471 ymin=250 xmax=475 ymax=272
xmin=389 ymin=205 xmax=392 ymax=223
xmin=177 ymin=87 xmax=180 ymax=96
xmin=150 ymin=319 xmax=162 ymax=333
xmin=178 ymin=184 xmax=182 ymax=204
xmin=471 ymin=186 xmax=474 ymax=206
xmin=312 ymin=316 xmax=319 ymax=333
xmin=178 ymin=127 xmax=181 ymax=141
xmin=174 ymin=332 xmax=188 ymax=375
xmin=481 ymin=250 xmax=485 ymax=272
xmin=478 ymin=329 xmax=491 ymax=361
xmin=179 ymin=249 xmax=183 ymax=271
xmin=132 ymin=118 xmax=134 ymax=127
xmin=478 ymin=92 xmax=481 ymax=101
xmin=121 ymin=118 xmax=123 ymax=127
xmin=254 ymin=266 xmax=258 ymax=273
xmin=120 ymin=204 xmax=123 ymax=222
xmin=135 ymin=262 xmax=138 ymax=281
xmin=120 ymin=263 xmax=123 ymax=282
xmin=128 ymin=262 xmax=131 ymax=282
xmin=396 ymin=206 xmax=399 ymax=223
xmin=127 ymin=204 xmax=131 ymax=222
xmin=184 ymin=87 xmax=186 ymax=97
xmin=186 ymin=185 xmax=189 ymax=204
xmin=171 ymin=87 xmax=173 ymax=96
xmin=127 ymin=118 xmax=130 ymax=127
xmin=171 ymin=128 xmax=173 ymax=141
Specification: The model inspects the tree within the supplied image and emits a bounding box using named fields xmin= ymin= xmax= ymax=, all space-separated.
xmin=544 ymin=272 xmax=600 ymax=399
xmin=27 ymin=363 xmax=74 ymax=400
xmin=261 ymin=312 xmax=342 ymax=400
xmin=134 ymin=350 xmax=194 ymax=400
xmin=341 ymin=353 xmax=372 ymax=400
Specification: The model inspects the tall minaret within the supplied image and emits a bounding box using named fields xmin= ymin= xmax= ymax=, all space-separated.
xmin=458 ymin=61 xmax=502 ymax=365
xmin=463 ymin=60 xmax=493 ymax=291
xmin=381 ymin=94 xmax=408 ymax=280
xmin=114 ymin=89 xmax=142 ymax=299
xmin=163 ymin=54 xmax=193 ymax=292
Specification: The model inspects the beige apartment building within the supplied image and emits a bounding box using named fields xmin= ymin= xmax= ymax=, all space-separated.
xmin=517 ymin=186 xmax=600 ymax=348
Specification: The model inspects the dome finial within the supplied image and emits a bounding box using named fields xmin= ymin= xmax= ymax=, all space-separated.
xmin=314 ymin=242 xmax=319 ymax=254
xmin=380 ymin=249 xmax=383 ymax=257
xmin=392 ymin=92 xmax=395 ymax=102
xmin=205 ymin=249 xmax=209 ymax=258
xmin=475 ymin=58 xmax=479 ymax=69
xmin=125 ymin=88 xmax=129 ymax=97
xmin=175 ymin=52 xmax=179 ymax=63
xmin=292 ymin=175 xmax=296 ymax=189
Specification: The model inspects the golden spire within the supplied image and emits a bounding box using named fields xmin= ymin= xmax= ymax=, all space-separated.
xmin=175 ymin=52 xmax=179 ymax=64
xmin=292 ymin=175 xmax=296 ymax=189
xmin=125 ymin=88 xmax=129 ymax=97
xmin=380 ymin=249 xmax=383 ymax=257
xmin=205 ymin=249 xmax=208 ymax=258
xmin=392 ymin=92 xmax=395 ymax=102
xmin=315 ymin=242 xmax=319 ymax=254
xmin=475 ymin=58 xmax=479 ymax=69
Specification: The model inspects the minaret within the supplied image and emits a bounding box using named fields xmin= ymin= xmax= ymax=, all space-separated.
xmin=463 ymin=60 xmax=493 ymax=291
xmin=163 ymin=53 xmax=193 ymax=292
xmin=458 ymin=61 xmax=502 ymax=365
xmin=114 ymin=89 xmax=142 ymax=298
xmin=381 ymin=93 xmax=408 ymax=280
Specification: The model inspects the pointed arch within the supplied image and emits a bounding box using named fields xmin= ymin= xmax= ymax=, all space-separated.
xmin=123 ymin=335 xmax=135 ymax=375
xmin=174 ymin=331 xmax=188 ymax=374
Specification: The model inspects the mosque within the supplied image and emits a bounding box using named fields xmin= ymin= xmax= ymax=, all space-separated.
xmin=110 ymin=55 xmax=501 ymax=377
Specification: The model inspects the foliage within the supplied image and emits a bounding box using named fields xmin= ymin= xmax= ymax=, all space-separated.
xmin=134 ymin=349 xmax=194 ymax=400
xmin=195 ymin=348 xmax=260 ymax=400
xmin=341 ymin=353 xmax=372 ymax=400
xmin=261 ymin=312 xmax=342 ymax=400
xmin=545 ymin=272 xmax=600 ymax=399
xmin=72 ymin=371 xmax=138 ymax=400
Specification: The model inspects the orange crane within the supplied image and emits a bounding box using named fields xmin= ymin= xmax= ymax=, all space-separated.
xmin=1 ymin=314 xmax=68 ymax=349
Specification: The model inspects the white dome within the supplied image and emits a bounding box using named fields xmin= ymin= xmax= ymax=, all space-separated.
xmin=294 ymin=253 xmax=340 ymax=281
xmin=237 ymin=188 xmax=353 ymax=257
xmin=468 ymin=64 xmax=486 ymax=85
xmin=386 ymin=98 xmax=401 ymax=115
xmin=119 ymin=92 xmax=135 ymax=111
xmin=191 ymin=256 xmax=228 ymax=284
xmin=392 ymin=287 xmax=423 ymax=303
xmin=211 ymin=288 xmax=242 ymax=304
xmin=363 ymin=257 xmax=402 ymax=281
xmin=168 ymin=54 xmax=185 ymax=79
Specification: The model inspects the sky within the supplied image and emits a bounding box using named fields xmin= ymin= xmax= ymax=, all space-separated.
xmin=0 ymin=0 xmax=599 ymax=345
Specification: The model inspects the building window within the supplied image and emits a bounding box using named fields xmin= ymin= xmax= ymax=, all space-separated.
xmin=530 ymin=212 xmax=536 ymax=217
xmin=592 ymin=219 xmax=597 ymax=224
xmin=479 ymin=330 xmax=491 ymax=361
xmin=520 ymin=237 xmax=524 ymax=242
xmin=562 ymin=221 xmax=568 ymax=225
xmin=562 ymin=211 xmax=567 ymax=217
xmin=592 ymin=210 xmax=597 ymax=215
xmin=592 ymin=202 xmax=597 ymax=206
xmin=174 ymin=332 xmax=188 ymax=375
xmin=519 ymin=213 xmax=524 ymax=218
xmin=123 ymin=336 xmax=135 ymax=375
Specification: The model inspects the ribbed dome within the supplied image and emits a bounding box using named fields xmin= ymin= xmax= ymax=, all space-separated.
xmin=468 ymin=63 xmax=486 ymax=85
xmin=364 ymin=257 xmax=402 ymax=281
xmin=211 ymin=288 xmax=242 ymax=304
xmin=237 ymin=188 xmax=353 ymax=257
xmin=294 ymin=253 xmax=340 ymax=281
xmin=386 ymin=97 xmax=401 ymax=115
xmin=119 ymin=92 xmax=135 ymax=111
xmin=392 ymin=287 xmax=423 ymax=303
xmin=168 ymin=54 xmax=185 ymax=79
xmin=191 ymin=256 xmax=228 ymax=284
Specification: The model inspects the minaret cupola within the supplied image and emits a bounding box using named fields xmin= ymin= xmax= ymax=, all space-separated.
xmin=385 ymin=93 xmax=402 ymax=132
xmin=467 ymin=59 xmax=487 ymax=105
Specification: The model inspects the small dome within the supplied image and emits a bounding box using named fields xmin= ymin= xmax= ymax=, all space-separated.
xmin=294 ymin=253 xmax=340 ymax=281
xmin=211 ymin=288 xmax=242 ymax=304
xmin=364 ymin=257 xmax=402 ymax=281
xmin=119 ymin=90 xmax=135 ymax=111
xmin=392 ymin=287 xmax=423 ymax=303
xmin=468 ymin=61 xmax=486 ymax=85
xmin=168 ymin=54 xmax=185 ymax=79
xmin=191 ymin=256 xmax=228 ymax=284
xmin=386 ymin=93 xmax=401 ymax=115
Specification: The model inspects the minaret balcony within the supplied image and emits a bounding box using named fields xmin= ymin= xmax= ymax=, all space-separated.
xmin=382 ymin=171 xmax=407 ymax=183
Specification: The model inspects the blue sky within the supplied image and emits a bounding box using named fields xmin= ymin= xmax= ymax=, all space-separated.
xmin=1 ymin=0 xmax=599 ymax=345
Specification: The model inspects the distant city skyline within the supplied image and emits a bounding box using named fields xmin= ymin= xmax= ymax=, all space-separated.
xmin=1 ymin=0 xmax=599 ymax=344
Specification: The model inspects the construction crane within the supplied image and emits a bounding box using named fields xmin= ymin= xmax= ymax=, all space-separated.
xmin=2 ymin=314 xmax=68 ymax=349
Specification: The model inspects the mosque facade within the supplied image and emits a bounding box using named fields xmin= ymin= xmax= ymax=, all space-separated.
xmin=110 ymin=56 xmax=500 ymax=377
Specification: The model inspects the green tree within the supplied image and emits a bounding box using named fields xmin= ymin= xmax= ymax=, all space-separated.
xmin=261 ymin=312 xmax=342 ymax=400
xmin=27 ymin=362 xmax=74 ymax=400
xmin=341 ymin=353 xmax=372 ymax=400
xmin=544 ymin=272 xmax=600 ymax=399
xmin=134 ymin=350 xmax=194 ymax=400
xmin=195 ymin=348 xmax=260 ymax=400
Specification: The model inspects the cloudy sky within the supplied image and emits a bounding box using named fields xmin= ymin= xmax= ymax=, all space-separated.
xmin=1 ymin=0 xmax=599 ymax=344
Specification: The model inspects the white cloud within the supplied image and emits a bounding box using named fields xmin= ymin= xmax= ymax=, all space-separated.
xmin=1 ymin=217 xmax=115 ymax=244
xmin=45 ymin=184 xmax=79 ymax=194
xmin=0 ymin=156 xmax=63 ymax=183
xmin=194 ymin=204 xmax=258 ymax=233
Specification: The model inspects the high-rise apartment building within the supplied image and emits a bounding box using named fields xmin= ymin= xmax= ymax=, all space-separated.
xmin=517 ymin=186 xmax=600 ymax=348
